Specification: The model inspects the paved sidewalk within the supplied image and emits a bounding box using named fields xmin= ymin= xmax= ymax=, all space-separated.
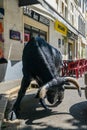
xmin=0 ymin=76 xmax=86 ymax=130
xmin=0 ymin=79 xmax=21 ymax=94
xmin=0 ymin=79 xmax=21 ymax=130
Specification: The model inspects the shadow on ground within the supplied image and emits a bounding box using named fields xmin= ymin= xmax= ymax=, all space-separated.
xmin=18 ymin=94 xmax=60 ymax=123
xmin=5 ymin=93 xmax=87 ymax=130
xmin=19 ymin=94 xmax=87 ymax=129
xmin=68 ymin=101 xmax=87 ymax=129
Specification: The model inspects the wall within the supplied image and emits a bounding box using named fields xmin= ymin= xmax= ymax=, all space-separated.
xmin=0 ymin=0 xmax=24 ymax=82
xmin=49 ymin=20 xmax=67 ymax=59
xmin=49 ymin=21 xmax=62 ymax=48
xmin=4 ymin=0 xmax=24 ymax=60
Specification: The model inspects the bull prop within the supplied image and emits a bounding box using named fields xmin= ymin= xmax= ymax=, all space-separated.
xmin=8 ymin=37 xmax=82 ymax=120
xmin=8 ymin=77 xmax=81 ymax=120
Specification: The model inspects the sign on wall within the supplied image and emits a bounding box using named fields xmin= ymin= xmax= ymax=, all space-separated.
xmin=9 ymin=30 xmax=21 ymax=41
xmin=23 ymin=6 xmax=50 ymax=26
xmin=54 ymin=20 xmax=67 ymax=36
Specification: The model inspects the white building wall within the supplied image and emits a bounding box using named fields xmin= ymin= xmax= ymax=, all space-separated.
xmin=45 ymin=0 xmax=57 ymax=9
xmin=74 ymin=6 xmax=79 ymax=29
xmin=49 ymin=21 xmax=62 ymax=48
xmin=4 ymin=0 xmax=24 ymax=60
xmin=58 ymin=0 xmax=61 ymax=13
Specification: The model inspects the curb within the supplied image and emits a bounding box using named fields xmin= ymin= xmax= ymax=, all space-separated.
xmin=0 ymin=94 xmax=9 ymax=130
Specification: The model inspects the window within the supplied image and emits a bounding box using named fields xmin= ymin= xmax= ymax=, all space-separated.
xmin=82 ymin=0 xmax=85 ymax=13
xmin=62 ymin=2 xmax=64 ymax=13
xmin=56 ymin=0 xmax=59 ymax=4
xmin=78 ymin=16 xmax=85 ymax=36
xmin=56 ymin=0 xmax=59 ymax=10
xmin=71 ymin=12 xmax=74 ymax=25
xmin=62 ymin=39 xmax=64 ymax=45
xmin=71 ymin=3 xmax=73 ymax=12
xmin=65 ymin=0 xmax=67 ymax=4
xmin=78 ymin=0 xmax=81 ymax=7
xmin=24 ymin=24 xmax=47 ymax=41
xmin=65 ymin=6 xmax=68 ymax=20
xmin=58 ymin=39 xmax=61 ymax=48
xmin=62 ymin=2 xmax=64 ymax=17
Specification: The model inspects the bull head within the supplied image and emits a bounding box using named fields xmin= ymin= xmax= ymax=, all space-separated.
xmin=39 ymin=77 xmax=81 ymax=110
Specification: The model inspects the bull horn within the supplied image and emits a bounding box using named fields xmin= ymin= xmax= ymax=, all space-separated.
xmin=39 ymin=85 xmax=48 ymax=99
xmin=65 ymin=77 xmax=82 ymax=97
xmin=39 ymin=85 xmax=50 ymax=110
xmin=39 ymin=77 xmax=82 ymax=99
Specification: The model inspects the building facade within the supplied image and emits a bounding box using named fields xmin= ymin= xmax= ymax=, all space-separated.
xmin=0 ymin=0 xmax=87 ymax=61
xmin=44 ymin=0 xmax=87 ymax=60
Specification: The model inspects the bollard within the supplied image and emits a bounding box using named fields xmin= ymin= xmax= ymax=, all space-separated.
xmin=84 ymin=72 xmax=87 ymax=99
xmin=0 ymin=63 xmax=7 ymax=82
xmin=84 ymin=72 xmax=87 ymax=85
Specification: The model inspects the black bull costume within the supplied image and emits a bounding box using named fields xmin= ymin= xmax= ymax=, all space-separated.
xmin=9 ymin=37 xmax=82 ymax=119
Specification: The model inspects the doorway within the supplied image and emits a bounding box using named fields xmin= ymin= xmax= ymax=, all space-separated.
xmin=68 ymin=43 xmax=73 ymax=60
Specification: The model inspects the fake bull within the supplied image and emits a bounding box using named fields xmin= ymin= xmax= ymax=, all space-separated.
xmin=9 ymin=37 xmax=82 ymax=120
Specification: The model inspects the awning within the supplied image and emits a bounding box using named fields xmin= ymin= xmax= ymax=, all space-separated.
xmin=31 ymin=4 xmax=55 ymax=21
xmin=18 ymin=0 xmax=40 ymax=6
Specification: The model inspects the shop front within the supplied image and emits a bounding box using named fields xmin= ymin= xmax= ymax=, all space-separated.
xmin=23 ymin=6 xmax=50 ymax=44
xmin=54 ymin=19 xmax=67 ymax=59
xmin=77 ymin=35 xmax=87 ymax=59
xmin=81 ymin=37 xmax=87 ymax=59
xmin=67 ymin=30 xmax=78 ymax=60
